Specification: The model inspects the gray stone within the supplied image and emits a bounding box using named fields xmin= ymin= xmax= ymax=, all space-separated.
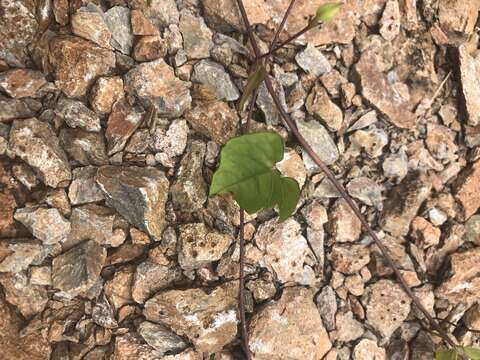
xmin=315 ymin=286 xmax=337 ymax=331
xmin=55 ymin=97 xmax=101 ymax=132
xmin=96 ymin=166 xmax=170 ymax=240
xmin=138 ymin=321 xmax=187 ymax=355
xmin=170 ymin=141 xmax=207 ymax=221
xmin=256 ymin=77 xmax=288 ymax=125
xmin=9 ymin=118 xmax=71 ymax=188
xmin=0 ymin=96 xmax=35 ymax=122
xmin=59 ymin=128 xmax=109 ymax=166
xmin=125 ymin=59 xmax=191 ymax=118
xmin=179 ymin=9 xmax=213 ymax=59
xmin=295 ymin=44 xmax=332 ymax=76
xmin=105 ymin=6 xmax=133 ymax=55
xmin=296 ymin=119 xmax=339 ymax=171
xmin=347 ymin=177 xmax=383 ymax=209
xmin=191 ymin=60 xmax=239 ymax=101
xmin=52 ymin=240 xmax=106 ymax=297
xmin=14 ymin=207 xmax=70 ymax=245
xmin=68 ymin=166 xmax=105 ymax=205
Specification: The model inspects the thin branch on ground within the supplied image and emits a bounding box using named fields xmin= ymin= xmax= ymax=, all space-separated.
xmin=234 ymin=0 xmax=457 ymax=350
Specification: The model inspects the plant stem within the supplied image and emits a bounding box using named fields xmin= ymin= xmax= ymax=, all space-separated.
xmin=238 ymin=209 xmax=251 ymax=360
xmin=235 ymin=0 xmax=457 ymax=350
xmin=269 ymin=0 xmax=297 ymax=53
xmin=259 ymin=23 xmax=317 ymax=59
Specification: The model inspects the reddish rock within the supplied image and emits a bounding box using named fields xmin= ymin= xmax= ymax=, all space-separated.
xmin=0 ymin=69 xmax=46 ymax=98
xmin=0 ymin=0 xmax=38 ymax=67
xmin=133 ymin=35 xmax=168 ymax=62
xmin=9 ymin=118 xmax=72 ymax=188
xmin=355 ymin=49 xmax=416 ymax=129
xmin=249 ymin=287 xmax=331 ymax=360
xmin=131 ymin=9 xmax=159 ymax=35
xmin=90 ymin=76 xmax=124 ymax=115
xmin=106 ymin=99 xmax=145 ymax=155
xmin=453 ymin=160 xmax=480 ymax=221
xmin=71 ymin=4 xmax=112 ymax=49
xmin=0 ymin=96 xmax=35 ymax=122
xmin=49 ymin=35 xmax=115 ymax=98
xmin=438 ymin=0 xmax=480 ymax=35
xmin=125 ymin=58 xmax=191 ymax=118
xmin=53 ymin=0 xmax=69 ymax=25
xmin=0 ymin=192 xmax=18 ymax=238
xmin=184 ymin=100 xmax=238 ymax=144
xmin=0 ymin=292 xmax=51 ymax=360
xmin=458 ymin=44 xmax=480 ymax=126
xmin=435 ymin=247 xmax=480 ymax=307
xmin=379 ymin=0 xmax=401 ymax=41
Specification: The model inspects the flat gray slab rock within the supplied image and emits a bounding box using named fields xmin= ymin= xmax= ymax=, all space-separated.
xmin=96 ymin=165 xmax=169 ymax=240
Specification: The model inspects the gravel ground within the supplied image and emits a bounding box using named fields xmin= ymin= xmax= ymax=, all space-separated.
xmin=0 ymin=0 xmax=480 ymax=359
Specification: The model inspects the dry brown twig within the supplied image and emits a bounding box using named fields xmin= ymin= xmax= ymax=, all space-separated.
xmin=233 ymin=0 xmax=457 ymax=357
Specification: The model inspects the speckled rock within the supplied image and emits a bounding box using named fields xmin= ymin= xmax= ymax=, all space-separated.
xmin=131 ymin=9 xmax=159 ymax=35
xmin=296 ymin=118 xmax=339 ymax=172
xmin=0 ymin=69 xmax=46 ymax=98
xmin=68 ymin=166 xmax=105 ymax=205
xmin=347 ymin=177 xmax=383 ymax=209
xmin=277 ymin=148 xmax=307 ymax=188
xmin=138 ymin=321 xmax=188 ymax=355
xmin=129 ymin=0 xmax=179 ymax=28
xmin=59 ymin=128 xmax=109 ymax=166
xmin=306 ymin=84 xmax=343 ymax=132
xmin=9 ymin=118 xmax=71 ymax=188
xmin=71 ymin=4 xmax=112 ymax=49
xmin=152 ymin=119 xmax=189 ymax=167
xmin=0 ymin=291 xmax=51 ymax=359
xmin=170 ymin=141 xmax=207 ymax=221
xmin=379 ymin=0 xmax=401 ymax=41
xmin=435 ymin=247 xmax=480 ymax=307
xmin=105 ymin=99 xmax=144 ymax=155
xmin=249 ymin=287 xmax=331 ymax=360
xmin=380 ymin=173 xmax=432 ymax=236
xmin=49 ymin=35 xmax=115 ymax=98
xmin=353 ymin=339 xmax=386 ymax=360
xmin=133 ymin=35 xmax=167 ymax=62
xmin=0 ymin=0 xmax=39 ymax=67
xmin=327 ymin=198 xmax=362 ymax=243
xmin=363 ymin=280 xmax=411 ymax=339
xmin=0 ymin=192 xmax=18 ymax=238
xmin=105 ymin=6 xmax=134 ymax=55
xmin=90 ymin=76 xmax=124 ymax=115
xmin=125 ymin=58 xmax=191 ymax=118
xmin=191 ymin=59 xmax=239 ymax=101
xmin=0 ymin=239 xmax=43 ymax=273
xmin=52 ymin=240 xmax=106 ymax=297
xmin=355 ymin=49 xmax=415 ymax=129
xmin=315 ymin=285 xmax=337 ymax=331
xmin=132 ymin=250 xmax=183 ymax=303
xmin=144 ymin=283 xmax=238 ymax=353
xmin=185 ymin=100 xmax=238 ymax=144
xmin=335 ymin=310 xmax=364 ymax=342
xmin=14 ymin=207 xmax=70 ymax=245
xmin=111 ymin=333 xmax=164 ymax=360
xmin=250 ymin=218 xmax=317 ymax=286
xmin=0 ymin=96 xmax=35 ymax=122
xmin=178 ymin=223 xmax=232 ymax=270
xmin=179 ymin=9 xmax=213 ymax=59
xmin=0 ymin=272 xmax=48 ymax=318
xmin=96 ymin=165 xmax=169 ymax=240
xmin=328 ymin=244 xmax=370 ymax=274
xmin=453 ymin=160 xmax=480 ymax=221
xmin=55 ymin=97 xmax=101 ymax=132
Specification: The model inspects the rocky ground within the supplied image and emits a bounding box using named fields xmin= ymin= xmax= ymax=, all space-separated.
xmin=1 ymin=0 xmax=480 ymax=359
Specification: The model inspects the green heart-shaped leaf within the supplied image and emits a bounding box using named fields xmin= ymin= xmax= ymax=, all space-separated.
xmin=463 ymin=347 xmax=480 ymax=360
xmin=210 ymin=132 xmax=300 ymax=221
xmin=436 ymin=349 xmax=458 ymax=360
